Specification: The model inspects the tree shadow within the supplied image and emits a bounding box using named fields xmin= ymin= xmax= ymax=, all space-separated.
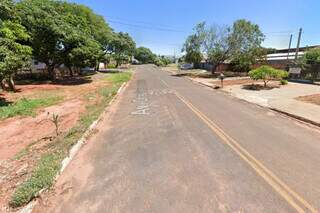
xmin=52 ymin=76 xmax=92 ymax=86
xmin=98 ymin=69 xmax=121 ymax=73
xmin=171 ymin=73 xmax=190 ymax=77
xmin=171 ymin=72 xmax=216 ymax=78
xmin=0 ymin=97 xmax=12 ymax=107
xmin=15 ymin=76 xmax=93 ymax=86
xmin=242 ymin=84 xmax=279 ymax=91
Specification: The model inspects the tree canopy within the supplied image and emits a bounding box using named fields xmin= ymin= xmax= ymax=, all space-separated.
xmin=110 ymin=32 xmax=136 ymax=67
xmin=0 ymin=0 xmax=32 ymax=91
xmin=16 ymin=0 xmax=115 ymax=78
xmin=134 ymin=47 xmax=156 ymax=64
xmin=182 ymin=19 xmax=265 ymax=72
xmin=181 ymin=22 xmax=205 ymax=65
xmin=300 ymin=48 xmax=320 ymax=82
xmin=249 ymin=65 xmax=288 ymax=87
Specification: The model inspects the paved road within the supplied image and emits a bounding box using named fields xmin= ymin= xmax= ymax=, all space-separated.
xmin=35 ymin=65 xmax=320 ymax=213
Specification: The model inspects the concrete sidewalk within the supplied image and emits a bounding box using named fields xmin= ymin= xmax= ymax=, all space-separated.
xmin=190 ymin=77 xmax=320 ymax=126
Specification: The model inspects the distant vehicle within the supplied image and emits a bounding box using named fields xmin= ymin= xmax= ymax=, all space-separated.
xmin=180 ymin=63 xmax=194 ymax=70
xmin=132 ymin=59 xmax=140 ymax=65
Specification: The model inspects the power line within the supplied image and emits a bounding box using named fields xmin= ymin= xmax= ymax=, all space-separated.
xmin=107 ymin=20 xmax=187 ymax=33
xmin=105 ymin=16 xmax=181 ymax=29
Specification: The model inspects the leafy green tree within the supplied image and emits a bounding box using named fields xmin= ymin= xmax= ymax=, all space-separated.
xmin=17 ymin=0 xmax=114 ymax=79
xmin=134 ymin=47 xmax=156 ymax=64
xmin=63 ymin=3 xmax=113 ymax=70
xmin=159 ymin=56 xmax=172 ymax=66
xmin=184 ymin=19 xmax=265 ymax=73
xmin=155 ymin=55 xmax=172 ymax=66
xmin=17 ymin=0 xmax=65 ymax=79
xmin=301 ymin=48 xmax=320 ymax=82
xmin=59 ymin=3 xmax=106 ymax=73
xmin=249 ymin=65 xmax=288 ymax=87
xmin=228 ymin=19 xmax=265 ymax=72
xmin=182 ymin=22 xmax=205 ymax=66
xmin=0 ymin=0 xmax=32 ymax=91
xmin=110 ymin=32 xmax=136 ymax=67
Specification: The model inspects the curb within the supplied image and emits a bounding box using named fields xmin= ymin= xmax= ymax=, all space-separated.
xmin=19 ymin=82 xmax=128 ymax=213
xmin=187 ymin=76 xmax=320 ymax=129
xmin=270 ymin=108 xmax=320 ymax=128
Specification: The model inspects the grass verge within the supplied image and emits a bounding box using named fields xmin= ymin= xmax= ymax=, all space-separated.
xmin=104 ymin=72 xmax=132 ymax=84
xmin=9 ymin=72 xmax=132 ymax=208
xmin=0 ymin=96 xmax=63 ymax=120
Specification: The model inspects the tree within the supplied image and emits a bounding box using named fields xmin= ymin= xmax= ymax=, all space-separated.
xmin=59 ymin=3 xmax=107 ymax=73
xmin=0 ymin=0 xmax=32 ymax=91
xmin=228 ymin=19 xmax=265 ymax=72
xmin=249 ymin=65 xmax=288 ymax=87
xmin=110 ymin=32 xmax=136 ymax=67
xmin=17 ymin=0 xmax=65 ymax=79
xmin=63 ymin=3 xmax=113 ymax=70
xmin=183 ymin=19 xmax=265 ymax=73
xmin=182 ymin=22 xmax=205 ymax=66
xmin=203 ymin=24 xmax=231 ymax=72
xmin=301 ymin=48 xmax=320 ymax=82
xmin=17 ymin=0 xmax=114 ymax=79
xmin=134 ymin=47 xmax=156 ymax=64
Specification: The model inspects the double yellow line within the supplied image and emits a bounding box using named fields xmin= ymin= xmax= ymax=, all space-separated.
xmin=173 ymin=91 xmax=317 ymax=213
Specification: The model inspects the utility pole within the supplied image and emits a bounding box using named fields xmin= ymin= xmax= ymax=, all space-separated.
xmin=287 ymin=34 xmax=293 ymax=61
xmin=295 ymin=28 xmax=302 ymax=60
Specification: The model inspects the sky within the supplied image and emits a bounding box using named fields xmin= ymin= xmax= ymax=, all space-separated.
xmin=71 ymin=0 xmax=320 ymax=56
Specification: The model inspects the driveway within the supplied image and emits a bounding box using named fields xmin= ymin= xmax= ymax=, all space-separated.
xmin=34 ymin=65 xmax=320 ymax=213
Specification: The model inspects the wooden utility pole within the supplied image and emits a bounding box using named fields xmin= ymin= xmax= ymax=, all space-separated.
xmin=295 ymin=28 xmax=302 ymax=60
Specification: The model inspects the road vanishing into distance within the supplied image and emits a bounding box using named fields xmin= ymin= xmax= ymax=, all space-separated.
xmin=35 ymin=65 xmax=320 ymax=213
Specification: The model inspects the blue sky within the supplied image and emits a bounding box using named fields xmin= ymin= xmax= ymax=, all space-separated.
xmin=71 ymin=0 xmax=319 ymax=56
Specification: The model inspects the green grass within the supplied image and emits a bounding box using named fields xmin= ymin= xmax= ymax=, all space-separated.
xmin=104 ymin=72 xmax=132 ymax=85
xmin=0 ymin=96 xmax=63 ymax=120
xmin=9 ymin=73 xmax=132 ymax=208
xmin=9 ymin=152 xmax=63 ymax=208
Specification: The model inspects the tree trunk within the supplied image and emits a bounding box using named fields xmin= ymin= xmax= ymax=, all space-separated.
xmin=211 ymin=64 xmax=218 ymax=75
xmin=8 ymin=75 xmax=16 ymax=92
xmin=0 ymin=79 xmax=6 ymax=91
xmin=47 ymin=65 xmax=56 ymax=81
xmin=68 ymin=67 xmax=73 ymax=77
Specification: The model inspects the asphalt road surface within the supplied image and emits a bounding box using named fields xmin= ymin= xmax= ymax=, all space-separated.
xmin=35 ymin=65 xmax=320 ymax=213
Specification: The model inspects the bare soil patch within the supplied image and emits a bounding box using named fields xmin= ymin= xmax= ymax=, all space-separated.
xmin=0 ymin=72 xmax=121 ymax=212
xmin=296 ymin=94 xmax=320 ymax=106
xmin=221 ymin=79 xmax=255 ymax=86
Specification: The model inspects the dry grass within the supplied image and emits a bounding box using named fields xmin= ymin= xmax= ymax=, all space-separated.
xmin=296 ymin=94 xmax=320 ymax=106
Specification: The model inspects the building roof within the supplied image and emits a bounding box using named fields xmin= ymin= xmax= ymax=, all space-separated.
xmin=272 ymin=45 xmax=320 ymax=54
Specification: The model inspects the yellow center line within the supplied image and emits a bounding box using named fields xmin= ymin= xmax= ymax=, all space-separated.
xmin=171 ymin=90 xmax=317 ymax=213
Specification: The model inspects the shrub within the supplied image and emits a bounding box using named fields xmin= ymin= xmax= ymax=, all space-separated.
xmin=280 ymin=79 xmax=288 ymax=85
xmin=248 ymin=65 xmax=288 ymax=87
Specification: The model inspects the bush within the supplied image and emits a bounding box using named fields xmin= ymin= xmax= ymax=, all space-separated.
xmin=280 ymin=79 xmax=288 ymax=85
xmin=107 ymin=64 xmax=117 ymax=69
xmin=248 ymin=65 xmax=288 ymax=87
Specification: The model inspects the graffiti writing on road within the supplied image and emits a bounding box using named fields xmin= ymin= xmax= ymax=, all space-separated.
xmin=131 ymin=80 xmax=150 ymax=115
xmin=131 ymin=80 xmax=174 ymax=115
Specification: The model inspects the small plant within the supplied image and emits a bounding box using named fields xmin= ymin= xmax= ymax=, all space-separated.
xmin=248 ymin=65 xmax=288 ymax=87
xmin=49 ymin=113 xmax=60 ymax=136
xmin=280 ymin=79 xmax=288 ymax=85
